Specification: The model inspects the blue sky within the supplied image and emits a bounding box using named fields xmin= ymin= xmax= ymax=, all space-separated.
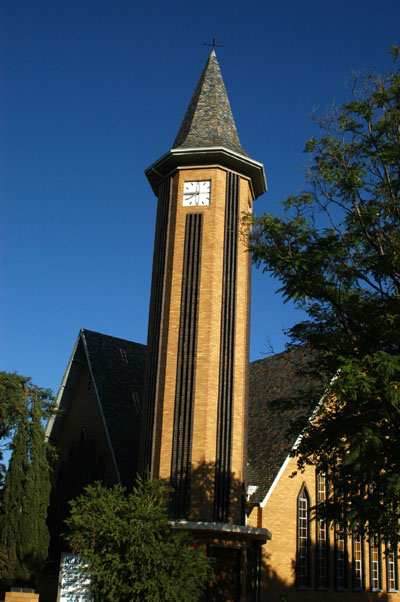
xmin=1 ymin=0 xmax=399 ymax=395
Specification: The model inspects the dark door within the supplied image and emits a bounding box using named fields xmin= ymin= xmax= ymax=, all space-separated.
xmin=207 ymin=546 xmax=242 ymax=602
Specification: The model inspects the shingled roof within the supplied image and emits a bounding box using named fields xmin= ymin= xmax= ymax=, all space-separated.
xmin=80 ymin=329 xmax=146 ymax=487
xmin=247 ymin=346 xmax=324 ymax=505
xmin=172 ymin=50 xmax=248 ymax=156
xmin=145 ymin=50 xmax=266 ymax=198
xmin=50 ymin=330 xmax=324 ymax=504
xmin=47 ymin=329 xmax=146 ymax=489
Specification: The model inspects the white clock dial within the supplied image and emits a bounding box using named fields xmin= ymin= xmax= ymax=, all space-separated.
xmin=183 ymin=180 xmax=211 ymax=206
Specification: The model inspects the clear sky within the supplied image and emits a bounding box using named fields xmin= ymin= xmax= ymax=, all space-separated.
xmin=1 ymin=0 xmax=399 ymax=395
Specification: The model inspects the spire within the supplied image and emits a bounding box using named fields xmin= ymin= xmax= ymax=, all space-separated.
xmin=173 ymin=50 xmax=248 ymax=156
xmin=145 ymin=51 xmax=267 ymax=199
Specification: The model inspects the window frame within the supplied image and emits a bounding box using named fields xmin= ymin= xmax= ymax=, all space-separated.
xmin=352 ymin=532 xmax=365 ymax=591
xmin=386 ymin=542 xmax=398 ymax=593
xmin=369 ymin=535 xmax=382 ymax=592
xmin=296 ymin=483 xmax=311 ymax=588
xmin=315 ymin=472 xmax=329 ymax=589
xmin=334 ymin=519 xmax=348 ymax=589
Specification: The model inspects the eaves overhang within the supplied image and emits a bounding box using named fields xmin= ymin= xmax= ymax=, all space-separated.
xmin=169 ymin=520 xmax=271 ymax=543
xmin=44 ymin=334 xmax=85 ymax=442
xmin=256 ymin=372 xmax=338 ymax=510
xmin=44 ymin=329 xmax=122 ymax=486
xmin=145 ymin=146 xmax=267 ymax=200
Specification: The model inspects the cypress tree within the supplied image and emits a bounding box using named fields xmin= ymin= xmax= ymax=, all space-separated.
xmin=20 ymin=395 xmax=51 ymax=580
xmin=0 ymin=408 xmax=29 ymax=582
xmin=0 ymin=374 xmax=53 ymax=586
xmin=0 ymin=372 xmax=26 ymax=488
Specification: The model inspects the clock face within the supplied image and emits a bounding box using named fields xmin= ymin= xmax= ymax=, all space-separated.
xmin=183 ymin=180 xmax=211 ymax=206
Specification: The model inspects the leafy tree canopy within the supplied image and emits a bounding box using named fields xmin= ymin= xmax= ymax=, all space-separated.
xmin=64 ymin=477 xmax=214 ymax=602
xmin=247 ymin=46 xmax=400 ymax=543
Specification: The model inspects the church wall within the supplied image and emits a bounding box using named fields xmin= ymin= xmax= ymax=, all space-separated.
xmin=146 ymin=165 xmax=253 ymax=524
xmin=46 ymin=363 xmax=119 ymax=579
xmin=156 ymin=166 xmax=228 ymax=486
xmin=230 ymin=175 xmax=253 ymax=504
xmin=51 ymin=363 xmax=118 ymax=486
xmin=248 ymin=457 xmax=400 ymax=601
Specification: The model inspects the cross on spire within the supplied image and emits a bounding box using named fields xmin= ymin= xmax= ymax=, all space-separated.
xmin=203 ymin=33 xmax=223 ymax=49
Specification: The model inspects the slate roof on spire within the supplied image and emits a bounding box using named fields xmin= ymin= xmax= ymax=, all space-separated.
xmin=173 ymin=50 xmax=248 ymax=156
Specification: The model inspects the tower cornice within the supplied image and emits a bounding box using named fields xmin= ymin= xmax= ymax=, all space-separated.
xmin=145 ymin=146 xmax=267 ymax=199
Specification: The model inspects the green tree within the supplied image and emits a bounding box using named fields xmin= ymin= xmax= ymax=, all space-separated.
xmin=0 ymin=406 xmax=29 ymax=581
xmin=64 ymin=477 xmax=213 ymax=602
xmin=247 ymin=47 xmax=400 ymax=543
xmin=0 ymin=373 xmax=54 ymax=585
xmin=0 ymin=372 xmax=28 ymax=482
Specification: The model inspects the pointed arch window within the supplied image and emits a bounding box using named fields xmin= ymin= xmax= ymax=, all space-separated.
xmin=386 ymin=542 xmax=398 ymax=592
xmin=297 ymin=483 xmax=310 ymax=587
xmin=352 ymin=532 xmax=365 ymax=590
xmin=316 ymin=472 xmax=329 ymax=588
xmin=369 ymin=535 xmax=381 ymax=591
xmin=334 ymin=519 xmax=348 ymax=589
xmin=333 ymin=486 xmax=348 ymax=590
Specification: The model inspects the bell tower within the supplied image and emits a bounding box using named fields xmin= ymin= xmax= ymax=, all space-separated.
xmin=141 ymin=50 xmax=266 ymax=525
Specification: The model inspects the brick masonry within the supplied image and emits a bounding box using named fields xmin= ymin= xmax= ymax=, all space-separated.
xmin=248 ymin=458 xmax=400 ymax=600
xmin=148 ymin=165 xmax=253 ymax=524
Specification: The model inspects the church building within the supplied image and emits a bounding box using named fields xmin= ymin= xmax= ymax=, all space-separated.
xmin=45 ymin=51 xmax=400 ymax=602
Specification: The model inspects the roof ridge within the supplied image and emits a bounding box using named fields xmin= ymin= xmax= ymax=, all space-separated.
xmin=80 ymin=328 xmax=145 ymax=347
xmin=250 ymin=344 xmax=310 ymax=366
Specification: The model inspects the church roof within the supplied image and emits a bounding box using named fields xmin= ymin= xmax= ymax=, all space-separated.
xmin=47 ymin=329 xmax=146 ymax=488
xmin=49 ymin=331 xmax=324 ymax=503
xmin=247 ymin=346 xmax=323 ymax=505
xmin=80 ymin=329 xmax=146 ymax=487
xmin=172 ymin=50 xmax=248 ymax=156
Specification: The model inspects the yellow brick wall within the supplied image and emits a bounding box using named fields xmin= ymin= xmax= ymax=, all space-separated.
xmin=5 ymin=594 xmax=39 ymax=602
xmin=248 ymin=456 xmax=400 ymax=600
xmin=152 ymin=166 xmax=253 ymax=523
xmin=230 ymin=176 xmax=253 ymax=517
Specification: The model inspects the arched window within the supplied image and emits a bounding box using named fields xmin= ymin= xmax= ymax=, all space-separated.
xmin=334 ymin=519 xmax=348 ymax=589
xmin=369 ymin=535 xmax=381 ymax=591
xmin=352 ymin=532 xmax=364 ymax=590
xmin=297 ymin=483 xmax=310 ymax=587
xmin=334 ymin=490 xmax=348 ymax=590
xmin=316 ymin=472 xmax=329 ymax=588
xmin=386 ymin=542 xmax=398 ymax=592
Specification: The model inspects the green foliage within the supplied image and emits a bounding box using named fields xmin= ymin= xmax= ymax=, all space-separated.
xmin=0 ymin=373 xmax=54 ymax=585
xmin=0 ymin=409 xmax=29 ymax=582
xmin=0 ymin=373 xmax=29 ymax=476
xmin=247 ymin=48 xmax=400 ymax=542
xmin=64 ymin=477 xmax=213 ymax=602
